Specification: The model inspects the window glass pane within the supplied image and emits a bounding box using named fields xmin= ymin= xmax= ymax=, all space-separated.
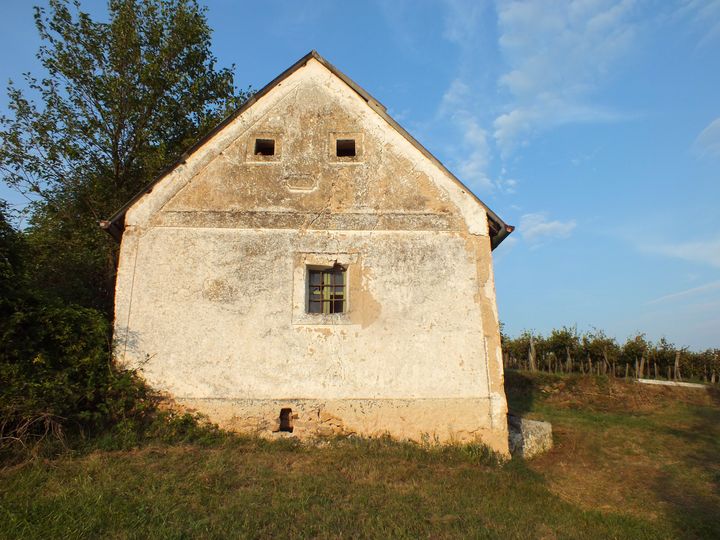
xmin=307 ymin=266 xmax=347 ymax=314
xmin=331 ymin=271 xmax=345 ymax=286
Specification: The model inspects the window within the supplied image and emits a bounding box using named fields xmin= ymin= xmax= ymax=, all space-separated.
xmin=329 ymin=133 xmax=363 ymax=163
xmin=308 ymin=264 xmax=346 ymax=314
xmin=292 ymin=253 xmax=357 ymax=325
xmin=336 ymin=139 xmax=356 ymax=157
xmin=254 ymin=138 xmax=275 ymax=156
xmin=247 ymin=133 xmax=281 ymax=162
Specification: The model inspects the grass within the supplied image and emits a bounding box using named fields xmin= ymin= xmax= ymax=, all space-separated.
xmin=1 ymin=372 xmax=719 ymax=539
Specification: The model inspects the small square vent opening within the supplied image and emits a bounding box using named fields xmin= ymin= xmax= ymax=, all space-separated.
xmin=279 ymin=408 xmax=294 ymax=433
xmin=254 ymin=138 xmax=275 ymax=156
xmin=336 ymin=139 xmax=356 ymax=157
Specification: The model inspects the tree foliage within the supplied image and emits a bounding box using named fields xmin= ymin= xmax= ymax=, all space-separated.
xmin=503 ymin=326 xmax=719 ymax=382
xmin=0 ymin=0 xmax=250 ymax=311
xmin=1 ymin=193 xmax=219 ymax=462
xmin=0 ymin=0 xmax=250 ymax=460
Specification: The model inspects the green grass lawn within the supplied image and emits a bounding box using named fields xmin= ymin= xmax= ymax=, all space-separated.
xmin=2 ymin=372 xmax=719 ymax=539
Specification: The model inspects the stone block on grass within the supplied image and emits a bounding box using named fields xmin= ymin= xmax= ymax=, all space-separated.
xmin=508 ymin=414 xmax=553 ymax=459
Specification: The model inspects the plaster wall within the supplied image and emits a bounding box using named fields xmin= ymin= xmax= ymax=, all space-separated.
xmin=113 ymin=57 xmax=509 ymax=453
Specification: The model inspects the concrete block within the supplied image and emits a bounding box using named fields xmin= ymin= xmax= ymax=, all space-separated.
xmin=508 ymin=414 xmax=553 ymax=459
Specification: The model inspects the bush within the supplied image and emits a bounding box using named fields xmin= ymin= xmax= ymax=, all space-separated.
xmin=1 ymin=202 xmax=225 ymax=463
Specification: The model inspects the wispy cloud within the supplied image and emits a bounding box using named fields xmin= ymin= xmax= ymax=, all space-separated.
xmin=675 ymin=0 xmax=720 ymax=46
xmin=640 ymin=237 xmax=720 ymax=268
xmin=376 ymin=0 xmax=422 ymax=52
xmin=438 ymin=79 xmax=492 ymax=191
xmin=693 ymin=117 xmax=720 ymax=158
xmin=437 ymin=0 xmax=643 ymax=190
xmin=519 ymin=212 xmax=577 ymax=245
xmin=442 ymin=0 xmax=486 ymax=44
xmin=456 ymin=114 xmax=494 ymax=191
xmin=493 ymin=0 xmax=639 ymax=154
xmin=436 ymin=2 xmax=506 ymax=194
xmin=438 ymin=77 xmax=518 ymax=193
xmin=647 ymin=280 xmax=720 ymax=304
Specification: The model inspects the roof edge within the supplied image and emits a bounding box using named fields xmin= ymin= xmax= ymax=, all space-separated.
xmin=102 ymin=50 xmax=514 ymax=249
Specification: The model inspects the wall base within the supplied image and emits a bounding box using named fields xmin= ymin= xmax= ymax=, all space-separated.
xmin=176 ymin=397 xmax=510 ymax=456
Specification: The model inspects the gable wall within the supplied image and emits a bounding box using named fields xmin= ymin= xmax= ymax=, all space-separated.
xmin=113 ymin=59 xmax=508 ymax=452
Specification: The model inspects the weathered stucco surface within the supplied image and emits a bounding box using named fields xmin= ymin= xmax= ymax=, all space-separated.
xmin=113 ymin=57 xmax=510 ymax=454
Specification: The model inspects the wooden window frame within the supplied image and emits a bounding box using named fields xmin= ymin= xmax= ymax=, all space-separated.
xmin=307 ymin=264 xmax=347 ymax=314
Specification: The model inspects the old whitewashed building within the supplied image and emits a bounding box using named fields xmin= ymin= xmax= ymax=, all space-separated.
xmin=103 ymin=51 xmax=514 ymax=454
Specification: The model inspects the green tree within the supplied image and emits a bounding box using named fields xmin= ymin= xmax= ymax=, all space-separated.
xmin=545 ymin=326 xmax=580 ymax=367
xmin=580 ymin=328 xmax=619 ymax=368
xmin=621 ymin=333 xmax=649 ymax=367
xmin=0 ymin=200 xmax=25 ymax=306
xmin=0 ymin=0 xmax=251 ymax=312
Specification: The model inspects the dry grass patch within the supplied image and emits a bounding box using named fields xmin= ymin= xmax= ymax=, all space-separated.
xmin=506 ymin=371 xmax=720 ymax=537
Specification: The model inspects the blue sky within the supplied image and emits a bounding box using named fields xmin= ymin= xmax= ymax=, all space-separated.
xmin=1 ymin=1 xmax=719 ymax=349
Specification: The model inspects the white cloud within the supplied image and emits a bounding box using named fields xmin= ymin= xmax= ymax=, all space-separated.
xmin=455 ymin=114 xmax=494 ymax=191
xmin=647 ymin=280 xmax=720 ymax=304
xmin=693 ymin=117 xmax=720 ymax=158
xmin=448 ymin=110 xmax=522 ymax=192
xmin=438 ymin=78 xmax=472 ymax=117
xmin=503 ymin=178 xmax=518 ymax=193
xmin=641 ymin=237 xmax=720 ymax=268
xmin=437 ymin=79 xmax=496 ymax=191
xmin=493 ymin=0 xmax=639 ymax=154
xmin=438 ymin=77 xmax=521 ymax=193
xmin=437 ymin=0 xmax=653 ymax=187
xmin=519 ymin=212 xmax=577 ymax=244
xmin=494 ymin=99 xmax=626 ymax=155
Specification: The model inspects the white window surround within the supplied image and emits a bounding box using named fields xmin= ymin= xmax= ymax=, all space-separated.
xmin=291 ymin=252 xmax=359 ymax=325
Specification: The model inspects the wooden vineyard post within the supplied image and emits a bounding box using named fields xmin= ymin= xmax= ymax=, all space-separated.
xmin=529 ymin=336 xmax=537 ymax=372
xmin=566 ymin=346 xmax=573 ymax=373
xmin=602 ymin=348 xmax=610 ymax=376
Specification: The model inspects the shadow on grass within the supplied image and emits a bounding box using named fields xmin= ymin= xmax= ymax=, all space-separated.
xmin=651 ymin=388 xmax=720 ymax=538
xmin=504 ymin=369 xmax=538 ymax=416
